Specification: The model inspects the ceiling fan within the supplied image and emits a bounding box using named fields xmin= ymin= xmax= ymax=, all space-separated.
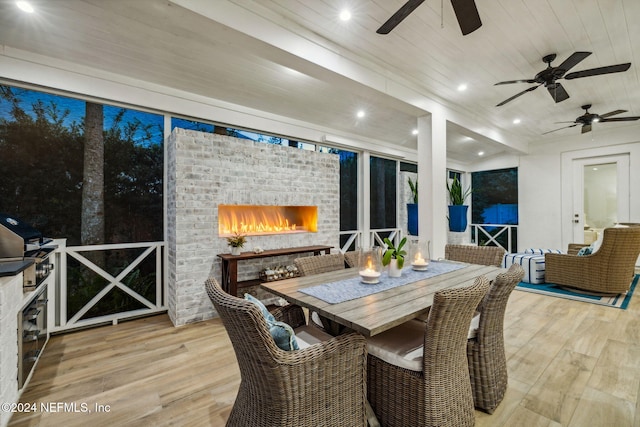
xmin=495 ymin=52 xmax=631 ymax=107
xmin=377 ymin=0 xmax=481 ymax=36
xmin=543 ymin=104 xmax=640 ymax=135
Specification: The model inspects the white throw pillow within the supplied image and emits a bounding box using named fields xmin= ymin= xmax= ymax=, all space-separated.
xmin=590 ymin=234 xmax=604 ymax=254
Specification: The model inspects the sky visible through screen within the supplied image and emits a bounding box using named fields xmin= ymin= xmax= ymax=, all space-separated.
xmin=0 ymin=87 xmax=164 ymax=146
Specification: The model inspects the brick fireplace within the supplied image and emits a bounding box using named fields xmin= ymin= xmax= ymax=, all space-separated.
xmin=218 ymin=204 xmax=318 ymax=236
xmin=166 ymin=129 xmax=340 ymax=326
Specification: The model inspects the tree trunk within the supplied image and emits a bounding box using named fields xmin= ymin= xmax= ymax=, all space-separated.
xmin=81 ymin=102 xmax=105 ymax=248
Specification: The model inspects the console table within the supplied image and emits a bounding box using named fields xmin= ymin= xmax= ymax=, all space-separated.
xmin=217 ymin=245 xmax=332 ymax=296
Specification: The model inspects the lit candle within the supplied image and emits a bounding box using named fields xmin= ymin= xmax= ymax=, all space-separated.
xmin=411 ymin=252 xmax=429 ymax=271
xmin=359 ymin=263 xmax=381 ymax=284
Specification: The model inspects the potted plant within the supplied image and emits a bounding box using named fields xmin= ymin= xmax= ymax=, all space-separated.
xmin=382 ymin=236 xmax=407 ymax=277
xmin=447 ymin=175 xmax=472 ymax=232
xmin=407 ymin=177 xmax=418 ymax=236
xmin=226 ymin=232 xmax=247 ymax=256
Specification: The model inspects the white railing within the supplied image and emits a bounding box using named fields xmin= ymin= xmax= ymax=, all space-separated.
xmin=471 ymin=224 xmax=518 ymax=253
xmin=339 ymin=230 xmax=362 ymax=253
xmin=53 ymin=241 xmax=166 ymax=332
xmin=338 ymin=228 xmax=403 ymax=252
xmin=370 ymin=228 xmax=403 ymax=248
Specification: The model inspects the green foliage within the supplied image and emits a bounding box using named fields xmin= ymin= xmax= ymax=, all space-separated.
xmin=408 ymin=177 xmax=418 ymax=204
xmin=226 ymin=232 xmax=247 ymax=248
xmin=382 ymin=237 xmax=407 ymax=269
xmin=471 ymin=168 xmax=518 ymax=224
xmin=66 ymin=254 xmax=157 ymax=320
xmin=447 ymin=175 xmax=472 ymax=205
xmin=0 ymin=84 xmax=163 ymax=244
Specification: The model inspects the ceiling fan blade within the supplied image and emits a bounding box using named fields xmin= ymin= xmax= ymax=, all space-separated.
xmin=564 ymin=63 xmax=631 ymax=80
xmin=542 ymin=124 xmax=578 ymax=135
xmin=547 ymin=83 xmax=569 ymax=103
xmin=599 ymin=109 xmax=627 ymax=118
xmin=494 ymin=79 xmax=537 ymax=85
xmin=496 ymin=85 xmax=539 ymax=107
xmin=599 ymin=116 xmax=640 ymax=122
xmin=582 ymin=124 xmax=592 ymax=134
xmin=376 ymin=0 xmax=425 ymax=34
xmin=450 ymin=0 xmax=482 ymax=35
xmin=556 ymin=52 xmax=591 ymax=74
xmin=553 ymin=121 xmax=578 ymax=124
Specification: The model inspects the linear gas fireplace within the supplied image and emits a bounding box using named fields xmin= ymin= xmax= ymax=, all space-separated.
xmin=218 ymin=205 xmax=318 ymax=237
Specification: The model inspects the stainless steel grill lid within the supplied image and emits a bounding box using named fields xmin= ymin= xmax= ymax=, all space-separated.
xmin=0 ymin=213 xmax=44 ymax=258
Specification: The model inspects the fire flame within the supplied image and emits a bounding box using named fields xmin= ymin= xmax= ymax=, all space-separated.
xmin=219 ymin=205 xmax=318 ymax=236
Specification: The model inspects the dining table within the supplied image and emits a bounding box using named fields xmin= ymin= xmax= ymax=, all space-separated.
xmin=261 ymin=261 xmax=504 ymax=338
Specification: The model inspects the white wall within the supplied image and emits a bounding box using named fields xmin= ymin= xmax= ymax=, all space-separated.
xmin=519 ymin=125 xmax=640 ymax=252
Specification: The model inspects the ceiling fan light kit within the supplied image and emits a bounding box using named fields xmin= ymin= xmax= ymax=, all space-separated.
xmin=543 ymin=104 xmax=640 ymax=135
xmin=375 ymin=4 xmax=635 ymax=136
xmin=495 ymin=51 xmax=631 ymax=107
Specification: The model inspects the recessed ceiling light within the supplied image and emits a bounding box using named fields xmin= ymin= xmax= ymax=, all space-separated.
xmin=457 ymin=83 xmax=468 ymax=92
xmin=356 ymin=110 xmax=365 ymax=118
xmin=16 ymin=1 xmax=34 ymax=13
xmin=339 ymin=10 xmax=351 ymax=21
xmin=513 ymin=118 xmax=521 ymax=124
xmin=478 ymin=151 xmax=485 ymax=156
xmin=593 ymin=167 xmax=598 ymax=171
xmin=412 ymin=129 xmax=418 ymax=135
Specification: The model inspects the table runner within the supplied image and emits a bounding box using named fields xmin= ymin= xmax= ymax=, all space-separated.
xmin=300 ymin=260 xmax=467 ymax=304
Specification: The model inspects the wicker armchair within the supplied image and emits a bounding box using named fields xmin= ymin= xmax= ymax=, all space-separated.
xmin=467 ymin=264 xmax=525 ymax=414
xmin=445 ymin=244 xmax=506 ymax=267
xmin=545 ymin=227 xmax=640 ymax=294
xmin=295 ymin=253 xmax=347 ymax=335
xmin=294 ymin=253 xmax=346 ymax=275
xmin=344 ymin=250 xmax=358 ymax=268
xmin=366 ymin=275 xmax=490 ymax=427
xmin=205 ymin=278 xmax=368 ymax=427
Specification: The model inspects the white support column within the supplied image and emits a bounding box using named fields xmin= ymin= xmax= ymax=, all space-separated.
xmin=362 ymin=150 xmax=371 ymax=248
xmin=417 ymin=111 xmax=448 ymax=259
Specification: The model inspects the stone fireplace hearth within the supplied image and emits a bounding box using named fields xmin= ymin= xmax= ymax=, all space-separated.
xmin=167 ymin=129 xmax=340 ymax=326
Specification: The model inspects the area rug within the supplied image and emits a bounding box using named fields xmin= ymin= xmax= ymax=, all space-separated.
xmin=515 ymin=274 xmax=639 ymax=309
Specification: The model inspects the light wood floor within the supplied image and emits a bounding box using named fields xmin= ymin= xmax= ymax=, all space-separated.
xmin=8 ymin=280 xmax=640 ymax=427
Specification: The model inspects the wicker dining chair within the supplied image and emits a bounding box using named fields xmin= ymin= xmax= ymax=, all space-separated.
xmin=445 ymin=244 xmax=506 ymax=267
xmin=545 ymin=226 xmax=640 ymax=294
xmin=344 ymin=250 xmax=359 ymax=268
xmin=467 ymin=263 xmax=525 ymax=414
xmin=294 ymin=253 xmax=346 ymax=275
xmin=205 ymin=277 xmax=368 ymax=427
xmin=294 ymin=253 xmax=347 ymax=335
xmin=366 ymin=275 xmax=490 ymax=427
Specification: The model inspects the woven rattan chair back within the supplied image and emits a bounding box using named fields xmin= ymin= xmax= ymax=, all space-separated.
xmin=545 ymin=226 xmax=640 ymax=294
xmin=294 ymin=253 xmax=345 ymax=276
xmin=344 ymin=250 xmax=358 ymax=268
xmin=445 ymin=244 xmax=505 ymax=267
xmin=467 ymin=264 xmax=525 ymax=413
xmin=205 ymin=277 xmax=368 ymax=427
xmin=367 ymin=275 xmax=490 ymax=427
xmin=294 ymin=253 xmax=348 ymax=335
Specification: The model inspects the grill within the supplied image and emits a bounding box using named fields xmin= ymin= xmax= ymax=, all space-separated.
xmin=0 ymin=214 xmax=54 ymax=291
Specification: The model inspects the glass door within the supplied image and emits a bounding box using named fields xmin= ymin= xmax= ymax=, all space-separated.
xmin=572 ymin=155 xmax=629 ymax=243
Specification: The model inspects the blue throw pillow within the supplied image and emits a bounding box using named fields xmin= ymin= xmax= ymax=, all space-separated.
xmin=269 ymin=320 xmax=300 ymax=351
xmin=244 ymin=294 xmax=299 ymax=351
xmin=577 ymin=246 xmax=593 ymax=256
xmin=244 ymin=293 xmax=275 ymax=322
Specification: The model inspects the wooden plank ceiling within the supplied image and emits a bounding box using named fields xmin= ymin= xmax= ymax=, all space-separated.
xmin=0 ymin=0 xmax=638 ymax=163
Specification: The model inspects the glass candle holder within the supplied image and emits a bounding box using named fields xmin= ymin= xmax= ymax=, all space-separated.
xmin=358 ymin=247 xmax=382 ymax=284
xmin=410 ymin=240 xmax=430 ymax=271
